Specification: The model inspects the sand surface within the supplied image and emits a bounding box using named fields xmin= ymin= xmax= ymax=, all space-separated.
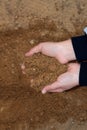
xmin=0 ymin=0 xmax=87 ymax=130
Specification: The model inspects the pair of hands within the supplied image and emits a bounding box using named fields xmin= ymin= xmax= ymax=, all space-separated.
xmin=25 ymin=41 xmax=80 ymax=94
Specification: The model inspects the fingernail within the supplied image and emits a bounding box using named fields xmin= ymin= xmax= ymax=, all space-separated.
xmin=42 ymin=89 xmax=46 ymax=94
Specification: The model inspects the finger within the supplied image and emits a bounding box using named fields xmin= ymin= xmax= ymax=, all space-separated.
xmin=25 ymin=44 xmax=42 ymax=56
xmin=48 ymin=88 xmax=64 ymax=93
xmin=21 ymin=63 xmax=25 ymax=70
xmin=22 ymin=70 xmax=26 ymax=74
xmin=42 ymin=81 xmax=60 ymax=94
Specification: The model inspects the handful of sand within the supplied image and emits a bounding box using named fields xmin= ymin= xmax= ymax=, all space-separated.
xmin=21 ymin=54 xmax=67 ymax=92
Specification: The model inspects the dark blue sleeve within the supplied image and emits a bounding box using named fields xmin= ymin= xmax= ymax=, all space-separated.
xmin=79 ymin=62 xmax=87 ymax=86
xmin=71 ymin=35 xmax=87 ymax=62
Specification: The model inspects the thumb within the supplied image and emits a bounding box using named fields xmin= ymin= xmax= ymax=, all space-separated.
xmin=25 ymin=44 xmax=42 ymax=56
xmin=42 ymin=81 xmax=60 ymax=94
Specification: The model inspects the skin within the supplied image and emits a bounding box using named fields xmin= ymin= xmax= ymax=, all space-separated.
xmin=25 ymin=39 xmax=80 ymax=94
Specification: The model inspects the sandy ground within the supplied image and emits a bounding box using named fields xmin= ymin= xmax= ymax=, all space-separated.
xmin=0 ymin=0 xmax=87 ymax=130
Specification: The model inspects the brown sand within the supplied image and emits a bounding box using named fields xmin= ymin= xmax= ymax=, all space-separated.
xmin=0 ymin=0 xmax=87 ymax=130
xmin=0 ymin=20 xmax=87 ymax=130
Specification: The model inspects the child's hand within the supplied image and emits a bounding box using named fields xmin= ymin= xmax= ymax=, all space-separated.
xmin=42 ymin=63 xmax=80 ymax=94
xmin=25 ymin=40 xmax=76 ymax=64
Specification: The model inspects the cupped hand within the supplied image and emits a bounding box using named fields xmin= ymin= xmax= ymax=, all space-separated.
xmin=41 ymin=63 xmax=80 ymax=94
xmin=25 ymin=40 xmax=76 ymax=64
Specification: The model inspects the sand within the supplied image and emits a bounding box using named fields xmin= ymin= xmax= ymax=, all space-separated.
xmin=0 ymin=0 xmax=87 ymax=130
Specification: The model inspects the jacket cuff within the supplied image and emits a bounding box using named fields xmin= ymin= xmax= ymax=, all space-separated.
xmin=71 ymin=35 xmax=87 ymax=62
xmin=79 ymin=62 xmax=87 ymax=86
